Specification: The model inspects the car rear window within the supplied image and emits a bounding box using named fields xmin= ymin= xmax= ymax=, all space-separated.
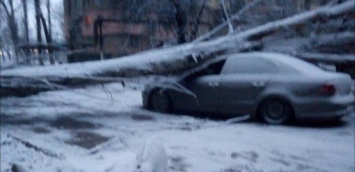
xmin=271 ymin=55 xmax=325 ymax=75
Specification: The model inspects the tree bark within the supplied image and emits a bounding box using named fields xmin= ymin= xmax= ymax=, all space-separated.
xmin=22 ymin=0 xmax=29 ymax=43
xmin=172 ymin=0 xmax=189 ymax=44
xmin=21 ymin=0 xmax=30 ymax=64
xmin=9 ymin=0 xmax=18 ymax=49
xmin=46 ymin=0 xmax=55 ymax=65
xmin=34 ymin=0 xmax=44 ymax=65
xmin=47 ymin=0 xmax=52 ymax=39
xmin=34 ymin=0 xmax=54 ymax=65
xmin=40 ymin=15 xmax=55 ymax=64
xmin=0 ymin=0 xmax=19 ymax=62
xmin=191 ymin=0 xmax=207 ymax=39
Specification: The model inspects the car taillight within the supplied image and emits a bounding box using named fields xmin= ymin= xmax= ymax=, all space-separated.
xmin=321 ymin=84 xmax=336 ymax=95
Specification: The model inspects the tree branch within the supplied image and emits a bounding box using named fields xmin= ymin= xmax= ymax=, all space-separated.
xmin=1 ymin=1 xmax=354 ymax=96
xmin=0 ymin=0 xmax=11 ymax=19
xmin=294 ymin=52 xmax=355 ymax=63
xmin=194 ymin=0 xmax=262 ymax=42
xmin=235 ymin=0 xmax=355 ymax=41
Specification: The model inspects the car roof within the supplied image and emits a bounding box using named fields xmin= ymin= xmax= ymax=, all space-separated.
xmin=179 ymin=52 xmax=326 ymax=80
xmin=226 ymin=52 xmax=325 ymax=75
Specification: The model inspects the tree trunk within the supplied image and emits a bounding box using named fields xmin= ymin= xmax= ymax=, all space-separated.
xmin=5 ymin=48 xmax=11 ymax=61
xmin=47 ymin=0 xmax=52 ymax=39
xmin=34 ymin=0 xmax=44 ymax=65
xmin=9 ymin=0 xmax=18 ymax=47
xmin=172 ymin=0 xmax=189 ymax=44
xmin=22 ymin=0 xmax=29 ymax=43
xmin=191 ymin=0 xmax=207 ymax=39
xmin=40 ymin=15 xmax=55 ymax=64
xmin=46 ymin=0 xmax=55 ymax=65
xmin=22 ymin=0 xmax=30 ymax=64
xmin=0 ymin=0 xmax=20 ymax=63
xmin=34 ymin=0 xmax=54 ymax=65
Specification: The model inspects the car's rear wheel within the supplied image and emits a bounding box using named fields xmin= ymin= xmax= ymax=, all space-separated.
xmin=149 ymin=89 xmax=172 ymax=113
xmin=260 ymin=99 xmax=293 ymax=125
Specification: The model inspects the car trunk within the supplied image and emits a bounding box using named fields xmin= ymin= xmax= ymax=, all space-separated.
xmin=324 ymin=73 xmax=352 ymax=96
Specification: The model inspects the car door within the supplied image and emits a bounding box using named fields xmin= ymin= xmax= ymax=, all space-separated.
xmin=181 ymin=75 xmax=221 ymax=112
xmin=218 ymin=56 xmax=277 ymax=115
xmin=172 ymin=60 xmax=226 ymax=113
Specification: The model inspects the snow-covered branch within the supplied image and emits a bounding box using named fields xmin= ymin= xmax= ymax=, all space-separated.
xmin=234 ymin=0 xmax=355 ymax=40
xmin=295 ymin=53 xmax=355 ymax=63
xmin=194 ymin=0 xmax=262 ymax=42
xmin=1 ymin=0 xmax=354 ymax=97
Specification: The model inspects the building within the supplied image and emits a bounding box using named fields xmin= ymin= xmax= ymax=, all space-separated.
xmin=63 ymin=0 xmax=330 ymax=62
xmin=63 ymin=0 xmax=222 ymax=62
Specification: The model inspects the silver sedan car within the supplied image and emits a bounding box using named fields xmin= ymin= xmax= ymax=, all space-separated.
xmin=142 ymin=53 xmax=354 ymax=124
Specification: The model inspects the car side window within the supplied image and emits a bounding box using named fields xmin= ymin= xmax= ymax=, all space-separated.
xmin=221 ymin=57 xmax=277 ymax=74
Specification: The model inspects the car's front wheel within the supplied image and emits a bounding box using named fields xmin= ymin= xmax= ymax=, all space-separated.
xmin=149 ymin=89 xmax=172 ymax=113
xmin=260 ymin=99 xmax=293 ymax=125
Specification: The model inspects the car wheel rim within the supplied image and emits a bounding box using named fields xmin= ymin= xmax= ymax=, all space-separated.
xmin=267 ymin=102 xmax=284 ymax=119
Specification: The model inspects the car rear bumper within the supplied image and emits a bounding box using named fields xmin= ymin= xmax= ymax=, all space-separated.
xmin=295 ymin=94 xmax=355 ymax=119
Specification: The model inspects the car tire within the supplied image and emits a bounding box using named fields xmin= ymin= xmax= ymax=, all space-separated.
xmin=149 ymin=89 xmax=172 ymax=113
xmin=260 ymin=99 xmax=293 ymax=125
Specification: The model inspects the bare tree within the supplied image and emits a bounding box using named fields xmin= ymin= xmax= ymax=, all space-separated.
xmin=194 ymin=0 xmax=262 ymax=42
xmin=52 ymin=0 xmax=64 ymax=41
xmin=1 ymin=28 xmax=13 ymax=61
xmin=34 ymin=0 xmax=54 ymax=65
xmin=171 ymin=0 xmax=189 ymax=44
xmin=220 ymin=0 xmax=233 ymax=34
xmin=0 ymin=0 xmax=19 ymax=62
xmin=47 ymin=0 xmax=51 ymax=39
xmin=190 ymin=0 xmax=207 ymax=39
xmin=20 ymin=0 xmax=30 ymax=64
xmin=34 ymin=0 xmax=44 ymax=65
xmin=21 ymin=0 xmax=29 ymax=43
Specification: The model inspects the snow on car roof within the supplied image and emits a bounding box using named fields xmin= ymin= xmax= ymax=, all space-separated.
xmin=228 ymin=52 xmax=325 ymax=75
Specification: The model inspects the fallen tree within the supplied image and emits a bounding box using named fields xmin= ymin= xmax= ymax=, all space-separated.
xmin=1 ymin=0 xmax=354 ymax=97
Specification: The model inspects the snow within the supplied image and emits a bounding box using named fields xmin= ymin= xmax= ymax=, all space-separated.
xmin=0 ymin=59 xmax=17 ymax=70
xmin=133 ymin=137 xmax=168 ymax=172
xmin=1 ymin=83 xmax=354 ymax=172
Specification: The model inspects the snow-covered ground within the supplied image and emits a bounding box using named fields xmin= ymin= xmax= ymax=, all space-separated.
xmin=1 ymin=84 xmax=354 ymax=172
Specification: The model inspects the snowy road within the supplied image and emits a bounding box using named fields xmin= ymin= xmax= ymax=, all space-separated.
xmin=1 ymin=84 xmax=354 ymax=172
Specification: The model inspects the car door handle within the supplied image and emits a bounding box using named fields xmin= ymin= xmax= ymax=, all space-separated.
xmin=252 ymin=81 xmax=265 ymax=87
xmin=208 ymin=82 xmax=219 ymax=87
